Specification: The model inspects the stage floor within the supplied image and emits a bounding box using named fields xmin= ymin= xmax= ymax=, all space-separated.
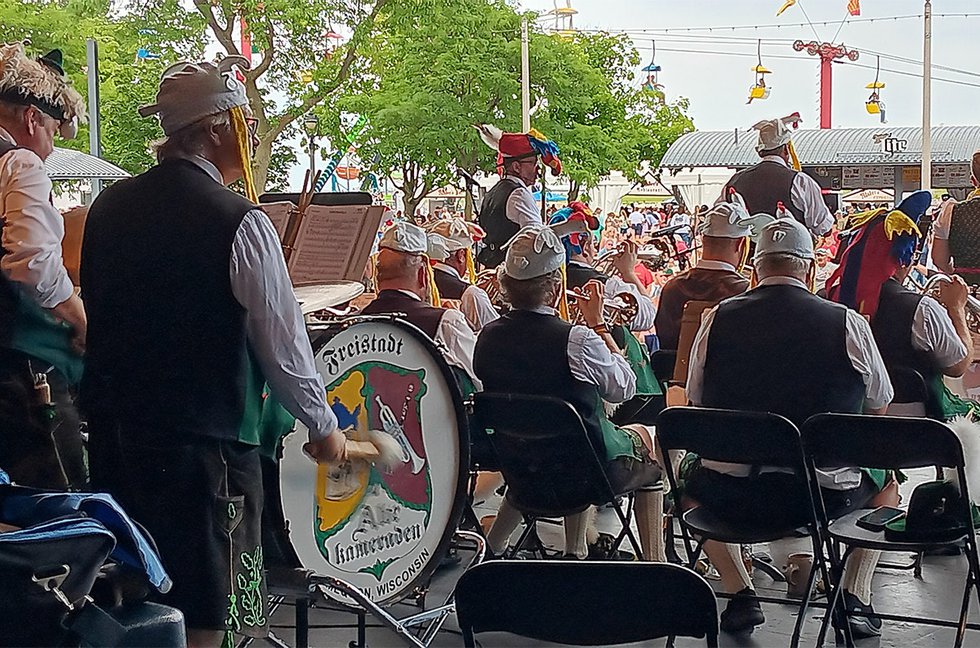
xmin=265 ymin=469 xmax=980 ymax=647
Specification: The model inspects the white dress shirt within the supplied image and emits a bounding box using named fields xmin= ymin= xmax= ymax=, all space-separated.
xmin=432 ymin=262 xmax=499 ymax=333
xmin=911 ymin=294 xmax=969 ymax=369
xmin=526 ymin=305 xmax=636 ymax=404
xmin=0 ymin=127 xmax=74 ymax=309
xmin=686 ymin=276 xmax=893 ymax=490
xmin=716 ymin=156 xmax=834 ymax=237
xmin=569 ymin=259 xmax=656 ymax=332
xmin=502 ymin=175 xmax=542 ymax=227
xmin=389 ymin=289 xmax=482 ymax=389
xmin=179 ymin=155 xmax=338 ymax=442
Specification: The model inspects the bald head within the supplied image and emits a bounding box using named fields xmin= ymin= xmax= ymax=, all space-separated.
xmin=375 ymin=249 xmax=427 ymax=299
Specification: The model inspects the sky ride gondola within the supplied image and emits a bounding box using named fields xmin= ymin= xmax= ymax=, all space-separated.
xmin=747 ymin=39 xmax=772 ymax=104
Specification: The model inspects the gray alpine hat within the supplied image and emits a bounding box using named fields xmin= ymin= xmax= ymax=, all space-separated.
xmin=502 ymin=226 xmax=565 ymax=280
xmin=139 ymin=56 xmax=249 ymax=135
xmin=754 ymin=218 xmax=815 ymax=261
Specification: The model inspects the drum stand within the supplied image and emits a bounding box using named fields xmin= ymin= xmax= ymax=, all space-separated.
xmin=255 ymin=530 xmax=485 ymax=648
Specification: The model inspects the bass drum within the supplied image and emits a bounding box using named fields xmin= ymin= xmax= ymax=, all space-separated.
xmin=265 ymin=315 xmax=469 ymax=608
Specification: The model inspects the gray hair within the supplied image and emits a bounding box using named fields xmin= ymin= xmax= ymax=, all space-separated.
xmin=755 ymin=252 xmax=811 ymax=281
xmin=500 ymin=268 xmax=562 ymax=310
xmin=151 ymin=111 xmax=230 ymax=162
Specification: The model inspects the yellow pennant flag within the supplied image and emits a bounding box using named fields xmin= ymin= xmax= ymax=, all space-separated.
xmin=848 ymin=0 xmax=861 ymax=16
xmin=776 ymin=0 xmax=797 ymax=16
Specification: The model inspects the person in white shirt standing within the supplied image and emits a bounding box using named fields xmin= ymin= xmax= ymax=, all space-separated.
xmin=473 ymin=124 xmax=562 ymax=268
xmin=720 ymin=113 xmax=834 ymax=238
xmin=0 ymin=43 xmax=87 ymax=489
xmin=80 ymin=55 xmax=343 ymax=647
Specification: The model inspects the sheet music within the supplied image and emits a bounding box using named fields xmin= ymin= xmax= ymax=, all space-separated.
xmin=260 ymin=201 xmax=293 ymax=239
xmin=287 ymin=204 xmax=385 ymax=284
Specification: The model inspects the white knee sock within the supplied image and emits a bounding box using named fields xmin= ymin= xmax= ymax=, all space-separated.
xmin=703 ymin=541 xmax=753 ymax=593
xmin=840 ymin=549 xmax=881 ymax=606
xmin=563 ymin=510 xmax=590 ymax=559
xmin=486 ymin=498 xmax=523 ymax=555
xmin=635 ymin=486 xmax=666 ymax=561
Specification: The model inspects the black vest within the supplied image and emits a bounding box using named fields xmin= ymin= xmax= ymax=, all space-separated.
xmin=79 ymin=159 xmax=259 ymax=442
xmin=360 ymin=290 xmax=445 ymax=340
xmin=871 ymin=279 xmax=942 ymax=410
xmin=433 ymin=266 xmax=469 ymax=301
xmin=725 ymin=160 xmax=805 ymax=224
xmin=477 ymin=177 xmax=523 ymax=268
xmin=475 ymin=310 xmax=607 ymax=456
xmin=702 ymin=284 xmax=865 ymax=426
xmin=565 ymin=262 xmax=608 ymax=290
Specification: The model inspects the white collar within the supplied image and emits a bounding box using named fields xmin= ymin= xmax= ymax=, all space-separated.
xmin=758 ymin=276 xmax=808 ymax=290
xmin=568 ymin=258 xmax=592 ymax=268
xmin=696 ymin=259 xmax=738 ymax=273
xmin=173 ymin=154 xmax=224 ymax=184
xmin=760 ymin=155 xmax=790 ymax=168
xmin=433 ymin=262 xmax=463 ymax=280
xmin=394 ymin=289 xmax=423 ymax=302
xmin=0 ymin=127 xmax=16 ymax=146
xmin=522 ymin=305 xmax=557 ymax=316
xmin=503 ymin=174 xmax=528 ymax=188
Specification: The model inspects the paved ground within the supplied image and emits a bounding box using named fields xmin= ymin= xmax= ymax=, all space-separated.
xmin=261 ymin=470 xmax=980 ymax=647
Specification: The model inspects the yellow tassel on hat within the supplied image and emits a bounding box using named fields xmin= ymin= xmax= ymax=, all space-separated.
xmin=465 ymin=248 xmax=477 ymax=284
xmin=230 ymin=106 xmax=258 ymax=203
xmin=787 ymin=140 xmax=802 ymax=172
xmin=558 ymin=264 xmax=571 ymax=321
xmin=425 ymin=259 xmax=442 ymax=307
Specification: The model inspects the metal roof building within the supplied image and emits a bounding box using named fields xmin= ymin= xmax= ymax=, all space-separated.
xmin=660 ymin=125 xmax=979 ymax=197
xmin=45 ymin=147 xmax=130 ymax=181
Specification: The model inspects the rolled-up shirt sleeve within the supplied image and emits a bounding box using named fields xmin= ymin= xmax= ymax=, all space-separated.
xmin=605 ymin=275 xmax=655 ymax=331
xmin=567 ymin=325 xmax=636 ymax=404
xmin=792 ymin=172 xmax=834 ymax=237
xmin=435 ymin=308 xmax=482 ymax=390
xmin=505 ymin=184 xmax=543 ymax=227
xmin=911 ymin=295 xmax=969 ymax=370
xmin=0 ymin=149 xmax=74 ymax=308
xmin=460 ymin=284 xmax=499 ymax=332
xmin=229 ymin=209 xmax=338 ymax=441
xmin=844 ymin=309 xmax=894 ymax=410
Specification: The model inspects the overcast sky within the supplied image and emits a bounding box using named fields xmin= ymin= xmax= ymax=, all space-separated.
xmin=520 ymin=0 xmax=979 ymax=130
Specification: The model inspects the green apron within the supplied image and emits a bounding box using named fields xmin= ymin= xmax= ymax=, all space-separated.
xmin=617 ymin=325 xmax=661 ymax=396
xmin=8 ymin=286 xmax=83 ymax=385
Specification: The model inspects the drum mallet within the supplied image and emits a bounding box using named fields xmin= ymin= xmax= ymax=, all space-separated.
xmin=344 ymin=429 xmax=404 ymax=470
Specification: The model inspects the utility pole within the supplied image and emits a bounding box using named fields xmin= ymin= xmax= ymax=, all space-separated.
xmin=921 ymin=0 xmax=933 ymax=192
xmin=85 ymin=39 xmax=102 ymax=200
xmin=520 ymin=17 xmax=530 ymax=132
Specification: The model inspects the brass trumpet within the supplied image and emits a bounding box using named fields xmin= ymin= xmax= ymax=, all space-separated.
xmin=566 ymin=289 xmax=639 ymax=329
xmin=920 ymin=273 xmax=980 ymax=336
xmin=595 ymin=240 xmax=671 ymax=276
xmin=475 ymin=269 xmax=507 ymax=312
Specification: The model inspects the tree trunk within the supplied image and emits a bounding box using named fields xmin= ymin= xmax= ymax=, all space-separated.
xmin=567 ymin=180 xmax=581 ymax=203
xmin=252 ymin=136 xmax=273 ymax=195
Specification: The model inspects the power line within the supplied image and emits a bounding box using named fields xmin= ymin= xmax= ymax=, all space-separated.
xmin=588 ymin=13 xmax=980 ymax=34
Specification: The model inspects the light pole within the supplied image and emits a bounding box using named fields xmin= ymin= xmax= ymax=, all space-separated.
xmin=303 ymin=114 xmax=319 ymax=177
xmin=921 ymin=0 xmax=933 ymax=192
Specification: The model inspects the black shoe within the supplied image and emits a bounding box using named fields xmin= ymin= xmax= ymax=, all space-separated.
xmin=840 ymin=590 xmax=882 ymax=639
xmin=720 ymin=588 xmax=766 ymax=634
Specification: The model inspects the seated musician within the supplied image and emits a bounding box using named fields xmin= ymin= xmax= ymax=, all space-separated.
xmin=360 ymin=221 xmax=480 ymax=392
xmin=425 ymin=217 xmax=499 ymax=332
xmin=686 ymin=219 xmax=897 ymax=637
xmin=653 ymin=202 xmax=757 ymax=351
xmin=474 ymin=225 xmax=666 ymax=561
xmin=549 ymin=204 xmax=660 ymax=404
xmin=827 ymin=191 xmax=973 ymax=420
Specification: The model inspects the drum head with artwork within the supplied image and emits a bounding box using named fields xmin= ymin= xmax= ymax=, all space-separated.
xmin=277 ymin=317 xmax=467 ymax=607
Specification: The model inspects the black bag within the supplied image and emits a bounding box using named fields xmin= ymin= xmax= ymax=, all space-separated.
xmin=0 ymin=517 xmax=116 ymax=646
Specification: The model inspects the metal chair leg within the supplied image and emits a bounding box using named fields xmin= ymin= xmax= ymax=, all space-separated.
xmin=507 ymin=517 xmax=538 ymax=558
xmin=789 ymin=540 xmax=822 ymax=648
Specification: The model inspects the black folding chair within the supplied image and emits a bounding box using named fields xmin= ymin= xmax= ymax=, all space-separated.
xmin=802 ymin=413 xmax=980 ymax=647
xmin=455 ymin=560 xmax=719 ymax=647
xmin=650 ymin=349 xmax=677 ymax=395
xmin=656 ymin=406 xmax=834 ymax=647
xmin=469 ymin=393 xmax=656 ymax=559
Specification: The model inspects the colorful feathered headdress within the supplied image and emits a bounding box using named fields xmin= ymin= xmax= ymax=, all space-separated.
xmin=825 ymin=190 xmax=932 ymax=317
xmin=475 ymin=123 xmax=562 ymax=176
xmin=548 ymin=201 xmax=600 ymax=260
xmin=0 ymin=43 xmax=85 ymax=139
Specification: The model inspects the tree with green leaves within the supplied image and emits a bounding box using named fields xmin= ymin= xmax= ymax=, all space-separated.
xmin=187 ymin=0 xmax=389 ymax=192
xmin=1 ymin=0 xmax=205 ymax=175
